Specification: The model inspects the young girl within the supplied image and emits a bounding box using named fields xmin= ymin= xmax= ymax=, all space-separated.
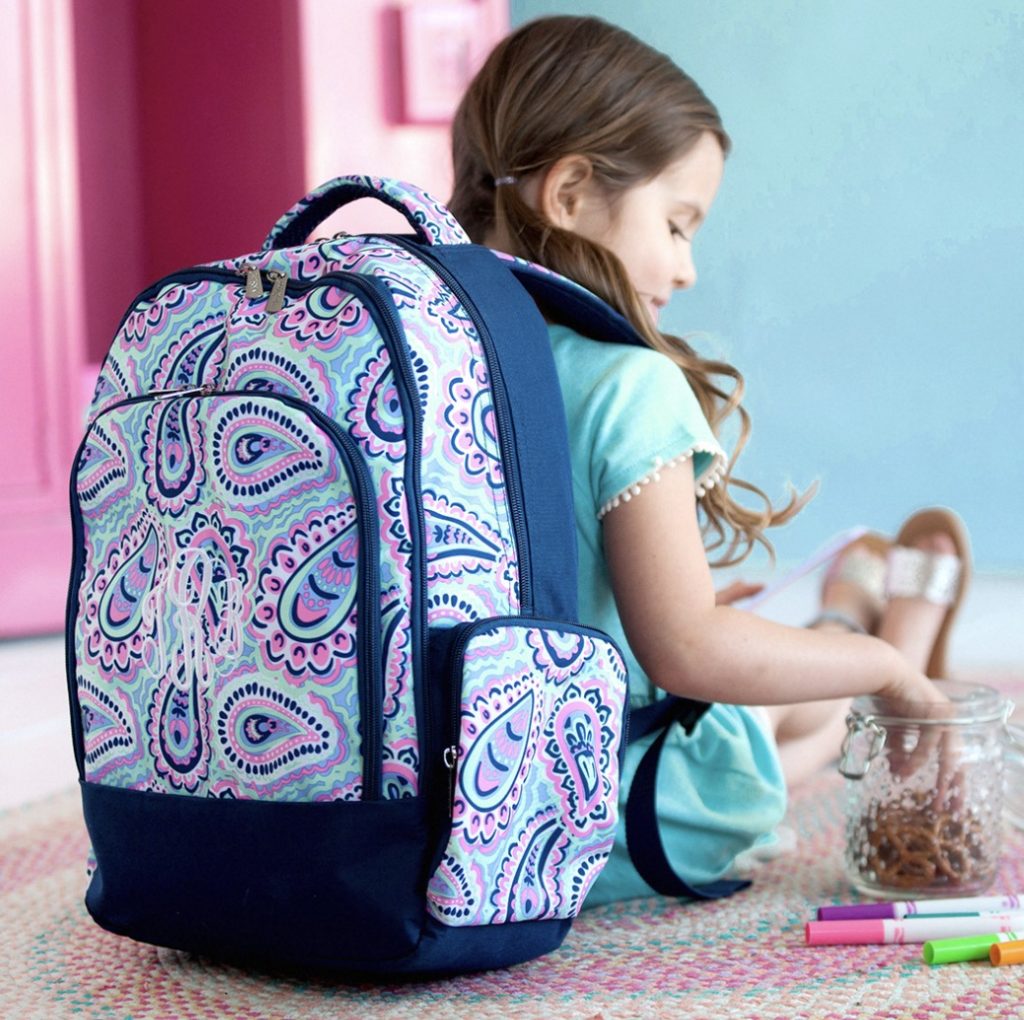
xmin=449 ymin=15 xmax=968 ymax=905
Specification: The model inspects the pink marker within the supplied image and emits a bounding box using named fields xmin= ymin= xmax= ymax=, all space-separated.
xmin=806 ymin=912 xmax=1024 ymax=946
xmin=817 ymin=893 xmax=1024 ymax=921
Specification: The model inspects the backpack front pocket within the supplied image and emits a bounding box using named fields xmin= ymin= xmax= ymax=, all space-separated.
xmin=426 ymin=618 xmax=628 ymax=926
xmin=70 ymin=390 xmax=384 ymax=801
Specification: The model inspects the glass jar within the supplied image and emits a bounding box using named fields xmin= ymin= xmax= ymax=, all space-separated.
xmin=839 ymin=680 xmax=1023 ymax=898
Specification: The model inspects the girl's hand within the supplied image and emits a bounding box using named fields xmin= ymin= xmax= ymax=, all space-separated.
xmin=715 ymin=580 xmax=764 ymax=606
xmin=875 ymin=665 xmax=953 ymax=780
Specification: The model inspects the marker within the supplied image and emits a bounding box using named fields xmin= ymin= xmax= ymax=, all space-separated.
xmin=922 ymin=932 xmax=1020 ymax=965
xmin=991 ymin=939 xmax=1024 ymax=966
xmin=805 ymin=913 xmax=1024 ymax=946
xmin=817 ymin=893 xmax=1024 ymax=921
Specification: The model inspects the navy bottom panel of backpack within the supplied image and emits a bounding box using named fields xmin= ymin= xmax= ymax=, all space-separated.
xmin=80 ymin=782 xmax=573 ymax=977
xmin=81 ymin=781 xmax=432 ymax=969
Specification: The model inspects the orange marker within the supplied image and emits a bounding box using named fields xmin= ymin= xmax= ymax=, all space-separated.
xmin=990 ymin=939 xmax=1024 ymax=966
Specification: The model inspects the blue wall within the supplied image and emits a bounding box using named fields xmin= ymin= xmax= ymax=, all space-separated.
xmin=512 ymin=0 xmax=1024 ymax=572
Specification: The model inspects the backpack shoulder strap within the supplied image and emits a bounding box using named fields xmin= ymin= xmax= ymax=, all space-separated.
xmin=493 ymin=252 xmax=645 ymax=348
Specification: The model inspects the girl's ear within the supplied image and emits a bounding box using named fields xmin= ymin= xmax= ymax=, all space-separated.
xmin=537 ymin=155 xmax=597 ymax=230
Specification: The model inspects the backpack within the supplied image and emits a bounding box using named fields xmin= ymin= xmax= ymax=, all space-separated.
xmin=66 ymin=175 xmax=732 ymax=978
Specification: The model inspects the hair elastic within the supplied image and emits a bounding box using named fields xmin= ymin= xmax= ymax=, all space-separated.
xmin=493 ymin=175 xmax=518 ymax=187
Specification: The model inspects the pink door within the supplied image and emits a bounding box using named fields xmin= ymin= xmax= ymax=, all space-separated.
xmin=0 ymin=0 xmax=86 ymax=637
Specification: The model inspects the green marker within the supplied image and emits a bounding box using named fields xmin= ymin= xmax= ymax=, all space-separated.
xmin=922 ymin=931 xmax=1021 ymax=965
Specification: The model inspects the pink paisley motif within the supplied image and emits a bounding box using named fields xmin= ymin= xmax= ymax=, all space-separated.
xmin=272 ymin=287 xmax=371 ymax=352
xmin=119 ymin=279 xmax=219 ymax=348
xmin=251 ymin=503 xmax=361 ymax=680
xmin=77 ymin=675 xmax=142 ymax=782
xmin=220 ymin=344 xmax=333 ymax=414
xmin=346 ymin=348 xmax=406 ymax=461
xmin=454 ymin=673 xmax=543 ymax=846
xmin=423 ymin=492 xmax=504 ymax=581
xmin=441 ymin=359 xmax=505 ymax=489
xmin=172 ymin=507 xmax=256 ymax=657
xmin=490 ymin=807 xmax=570 ymax=924
xmin=527 ymin=628 xmax=598 ymax=684
xmin=541 ymin=690 xmax=616 ymax=838
xmin=214 ymin=679 xmax=352 ymax=798
xmin=426 ymin=853 xmax=485 ymax=923
xmin=76 ymin=416 xmax=134 ymax=517
xmin=208 ymin=398 xmax=336 ymax=515
xmin=425 ymin=589 xmax=487 ymax=627
xmin=141 ymin=397 xmax=207 ymax=517
xmin=146 ymin=654 xmax=212 ymax=793
xmin=88 ymin=356 xmax=140 ymax=423
xmin=152 ymin=312 xmax=227 ymax=391
xmin=80 ymin=507 xmax=169 ymax=682
xmin=382 ymin=736 xmax=419 ymax=800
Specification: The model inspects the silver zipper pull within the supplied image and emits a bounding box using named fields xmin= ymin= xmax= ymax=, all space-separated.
xmin=240 ymin=262 xmax=264 ymax=300
xmin=151 ymin=382 xmax=218 ymax=401
xmin=265 ymin=270 xmax=288 ymax=313
xmin=443 ymin=744 xmax=460 ymax=816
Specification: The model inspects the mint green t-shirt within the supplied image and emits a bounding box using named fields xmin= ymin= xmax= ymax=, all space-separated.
xmin=548 ymin=323 xmax=727 ymax=706
xmin=548 ymin=322 xmax=787 ymax=904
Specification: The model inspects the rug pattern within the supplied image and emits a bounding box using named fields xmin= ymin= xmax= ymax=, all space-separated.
xmin=5 ymin=673 xmax=1024 ymax=1019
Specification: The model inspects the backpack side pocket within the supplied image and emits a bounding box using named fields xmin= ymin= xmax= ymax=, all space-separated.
xmin=427 ymin=618 xmax=628 ymax=926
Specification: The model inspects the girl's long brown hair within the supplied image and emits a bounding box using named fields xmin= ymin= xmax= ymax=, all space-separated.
xmin=450 ymin=15 xmax=809 ymax=566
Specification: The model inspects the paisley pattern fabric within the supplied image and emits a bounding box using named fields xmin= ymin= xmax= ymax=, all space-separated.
xmin=79 ymin=247 xmax=524 ymax=796
xmin=75 ymin=394 xmax=366 ymax=799
xmin=426 ymin=623 xmax=627 ymax=926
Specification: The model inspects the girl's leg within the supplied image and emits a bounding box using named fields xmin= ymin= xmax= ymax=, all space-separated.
xmin=765 ymin=529 xmax=957 ymax=786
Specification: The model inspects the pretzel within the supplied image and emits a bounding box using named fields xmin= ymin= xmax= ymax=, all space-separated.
xmin=857 ymin=788 xmax=992 ymax=891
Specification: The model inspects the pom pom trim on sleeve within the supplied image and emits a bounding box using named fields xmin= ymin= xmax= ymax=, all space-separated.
xmin=596 ymin=445 xmax=727 ymax=520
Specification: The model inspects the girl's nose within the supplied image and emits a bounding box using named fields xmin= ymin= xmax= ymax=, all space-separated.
xmin=674 ymin=247 xmax=697 ymax=291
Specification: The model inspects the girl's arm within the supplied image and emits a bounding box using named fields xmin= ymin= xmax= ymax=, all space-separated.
xmin=603 ymin=462 xmax=935 ymax=707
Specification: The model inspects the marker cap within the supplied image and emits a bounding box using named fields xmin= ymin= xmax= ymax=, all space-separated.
xmin=818 ymin=903 xmax=894 ymax=921
xmin=991 ymin=940 xmax=1024 ymax=966
xmin=923 ymin=933 xmax=1008 ymax=965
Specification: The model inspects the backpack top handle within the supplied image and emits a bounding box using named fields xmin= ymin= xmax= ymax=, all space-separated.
xmin=262 ymin=174 xmax=471 ymax=251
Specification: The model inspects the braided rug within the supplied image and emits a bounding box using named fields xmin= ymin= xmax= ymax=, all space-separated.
xmin=4 ymin=671 xmax=1023 ymax=1020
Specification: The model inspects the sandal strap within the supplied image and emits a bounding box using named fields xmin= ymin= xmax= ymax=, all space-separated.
xmin=886 ymin=547 xmax=962 ymax=605
xmin=825 ymin=546 xmax=887 ymax=608
xmin=807 ymin=609 xmax=868 ymax=635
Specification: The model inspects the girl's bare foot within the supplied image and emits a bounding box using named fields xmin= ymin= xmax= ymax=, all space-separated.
xmin=876 ymin=530 xmax=959 ymax=675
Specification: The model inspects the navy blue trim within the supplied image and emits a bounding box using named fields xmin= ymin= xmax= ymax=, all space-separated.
xmin=500 ymin=257 xmax=645 ymax=348
xmin=628 ymin=696 xmax=710 ymax=743
xmin=81 ymin=781 xmax=431 ymax=969
xmin=625 ymin=696 xmax=749 ymax=901
xmin=81 ymin=781 xmax=572 ymax=976
xmin=413 ymin=242 xmax=581 ymax=623
xmin=264 ymin=182 xmax=437 ymax=251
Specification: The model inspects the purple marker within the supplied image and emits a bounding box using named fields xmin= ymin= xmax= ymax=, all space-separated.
xmin=817 ymin=894 xmax=1024 ymax=922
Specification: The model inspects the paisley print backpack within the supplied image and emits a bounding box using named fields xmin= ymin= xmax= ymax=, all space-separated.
xmin=67 ymin=175 xmax=651 ymax=977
